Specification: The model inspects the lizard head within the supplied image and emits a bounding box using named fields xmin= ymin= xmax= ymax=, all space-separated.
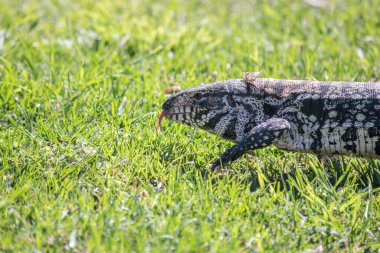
xmin=159 ymin=79 xmax=259 ymax=141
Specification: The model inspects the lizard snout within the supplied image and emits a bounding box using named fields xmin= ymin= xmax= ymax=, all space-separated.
xmin=162 ymin=99 xmax=172 ymax=111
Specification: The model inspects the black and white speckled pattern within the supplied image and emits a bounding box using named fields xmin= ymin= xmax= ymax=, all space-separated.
xmin=161 ymin=77 xmax=380 ymax=168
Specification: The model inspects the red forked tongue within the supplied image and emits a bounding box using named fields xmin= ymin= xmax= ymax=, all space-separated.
xmin=157 ymin=112 xmax=166 ymax=131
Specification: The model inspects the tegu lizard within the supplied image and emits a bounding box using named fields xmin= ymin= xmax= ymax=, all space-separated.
xmin=158 ymin=74 xmax=380 ymax=169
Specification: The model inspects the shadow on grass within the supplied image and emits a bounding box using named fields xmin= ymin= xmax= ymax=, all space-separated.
xmin=247 ymin=157 xmax=380 ymax=193
xmin=199 ymin=155 xmax=380 ymax=193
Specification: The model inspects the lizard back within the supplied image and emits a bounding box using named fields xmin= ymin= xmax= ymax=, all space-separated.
xmin=252 ymin=78 xmax=380 ymax=158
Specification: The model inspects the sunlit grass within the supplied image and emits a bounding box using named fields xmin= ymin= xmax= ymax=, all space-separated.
xmin=0 ymin=0 xmax=379 ymax=251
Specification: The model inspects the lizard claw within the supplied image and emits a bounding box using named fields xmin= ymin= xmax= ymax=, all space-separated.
xmin=209 ymin=160 xmax=220 ymax=171
xmin=210 ymin=145 xmax=241 ymax=171
xmin=209 ymin=162 xmax=223 ymax=176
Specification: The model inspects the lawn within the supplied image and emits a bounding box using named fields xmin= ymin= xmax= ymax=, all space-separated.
xmin=0 ymin=0 xmax=379 ymax=251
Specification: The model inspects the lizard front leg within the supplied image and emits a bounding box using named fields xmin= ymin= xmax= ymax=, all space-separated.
xmin=211 ymin=118 xmax=291 ymax=170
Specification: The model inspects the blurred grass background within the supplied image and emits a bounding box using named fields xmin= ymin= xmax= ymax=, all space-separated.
xmin=0 ymin=0 xmax=379 ymax=251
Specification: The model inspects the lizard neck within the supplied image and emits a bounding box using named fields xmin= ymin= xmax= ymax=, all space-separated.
xmin=248 ymin=79 xmax=284 ymax=118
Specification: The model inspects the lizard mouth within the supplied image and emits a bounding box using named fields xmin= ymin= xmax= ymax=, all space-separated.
xmin=157 ymin=106 xmax=195 ymax=130
xmin=157 ymin=111 xmax=192 ymax=130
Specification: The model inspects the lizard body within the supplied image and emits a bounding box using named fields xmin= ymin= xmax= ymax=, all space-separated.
xmin=160 ymin=77 xmax=380 ymax=168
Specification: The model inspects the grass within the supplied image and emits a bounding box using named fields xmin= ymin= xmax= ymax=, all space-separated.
xmin=0 ymin=0 xmax=380 ymax=251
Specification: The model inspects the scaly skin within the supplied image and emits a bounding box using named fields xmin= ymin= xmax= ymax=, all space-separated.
xmin=160 ymin=77 xmax=380 ymax=169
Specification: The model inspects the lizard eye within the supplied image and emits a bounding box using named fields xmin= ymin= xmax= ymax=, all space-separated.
xmin=226 ymin=94 xmax=236 ymax=107
xmin=193 ymin=93 xmax=202 ymax=100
